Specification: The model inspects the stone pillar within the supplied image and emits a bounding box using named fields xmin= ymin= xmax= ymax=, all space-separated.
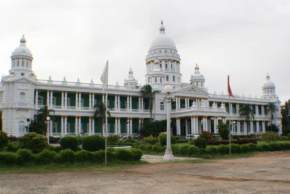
xmin=244 ymin=121 xmax=247 ymax=135
xmin=92 ymin=119 xmax=95 ymax=135
xmin=61 ymin=92 xmax=64 ymax=109
xmin=261 ymin=106 xmax=265 ymax=116
xmin=262 ymin=121 xmax=266 ymax=133
xmin=46 ymin=90 xmax=50 ymax=107
xmin=88 ymin=117 xmax=92 ymax=135
xmin=35 ymin=90 xmax=38 ymax=109
xmin=64 ymin=117 xmax=67 ymax=135
xmin=92 ymin=94 xmax=95 ymax=107
xmin=79 ymin=93 xmax=82 ymax=109
xmin=130 ymin=119 xmax=133 ymax=136
xmin=76 ymin=93 xmax=79 ymax=109
xmin=256 ymin=121 xmax=260 ymax=134
xmin=191 ymin=117 xmax=195 ymax=135
xmin=236 ymin=104 xmax=239 ymax=115
xmin=250 ymin=121 xmax=254 ymax=134
xmin=237 ymin=121 xmax=241 ymax=135
xmin=229 ymin=103 xmax=232 ymax=115
xmin=255 ymin=105 xmax=259 ymax=116
xmin=61 ymin=117 xmax=64 ymax=136
xmin=214 ymin=118 xmax=218 ymax=134
xmin=78 ymin=117 xmax=82 ymax=135
xmin=203 ymin=117 xmax=208 ymax=131
xmin=129 ymin=96 xmax=132 ymax=111
xmin=64 ymin=92 xmax=67 ymax=109
xmin=89 ymin=94 xmax=92 ymax=109
xmin=176 ymin=118 xmax=181 ymax=135
xmin=195 ymin=118 xmax=199 ymax=134
xmin=117 ymin=96 xmax=120 ymax=111
xmin=75 ymin=117 xmax=78 ymax=135
xmin=50 ymin=91 xmax=53 ymax=107
xmin=114 ymin=95 xmax=118 ymax=110
xmin=115 ymin=118 xmax=118 ymax=135
xmin=127 ymin=96 xmax=130 ymax=111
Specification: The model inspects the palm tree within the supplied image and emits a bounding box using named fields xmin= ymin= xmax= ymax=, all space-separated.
xmin=140 ymin=84 xmax=154 ymax=119
xmin=267 ymin=102 xmax=276 ymax=125
xmin=93 ymin=102 xmax=111 ymax=133
xmin=239 ymin=104 xmax=255 ymax=134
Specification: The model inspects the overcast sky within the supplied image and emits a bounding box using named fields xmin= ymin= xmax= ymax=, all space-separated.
xmin=0 ymin=0 xmax=289 ymax=102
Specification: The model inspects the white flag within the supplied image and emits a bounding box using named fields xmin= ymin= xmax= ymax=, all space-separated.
xmin=100 ymin=60 xmax=109 ymax=86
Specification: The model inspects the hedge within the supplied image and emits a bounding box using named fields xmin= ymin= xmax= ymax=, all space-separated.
xmin=0 ymin=148 xmax=143 ymax=166
xmin=60 ymin=136 xmax=79 ymax=151
xmin=82 ymin=135 xmax=105 ymax=151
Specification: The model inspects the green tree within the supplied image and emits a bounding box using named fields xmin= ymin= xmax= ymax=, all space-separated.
xmin=239 ymin=104 xmax=255 ymax=121
xmin=93 ymin=101 xmax=111 ymax=132
xmin=281 ymin=100 xmax=290 ymax=135
xmin=28 ymin=106 xmax=54 ymax=135
xmin=218 ymin=122 xmax=230 ymax=140
xmin=140 ymin=84 xmax=154 ymax=119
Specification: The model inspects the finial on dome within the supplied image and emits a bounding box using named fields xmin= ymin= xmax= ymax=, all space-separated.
xmin=159 ymin=20 xmax=165 ymax=34
xmin=20 ymin=35 xmax=26 ymax=44
xmin=266 ymin=73 xmax=270 ymax=80
xmin=195 ymin=64 xmax=200 ymax=74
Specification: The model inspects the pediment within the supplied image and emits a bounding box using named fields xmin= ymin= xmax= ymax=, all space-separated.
xmin=173 ymin=84 xmax=209 ymax=98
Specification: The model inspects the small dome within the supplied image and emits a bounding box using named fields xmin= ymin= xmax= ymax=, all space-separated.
xmin=11 ymin=35 xmax=33 ymax=58
xmin=263 ymin=74 xmax=275 ymax=89
xmin=191 ymin=64 xmax=205 ymax=81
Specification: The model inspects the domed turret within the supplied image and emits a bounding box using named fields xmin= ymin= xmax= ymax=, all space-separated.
xmin=190 ymin=64 xmax=205 ymax=88
xmin=10 ymin=35 xmax=34 ymax=77
xmin=124 ymin=68 xmax=138 ymax=89
xmin=262 ymin=74 xmax=276 ymax=98
xmin=145 ymin=21 xmax=181 ymax=90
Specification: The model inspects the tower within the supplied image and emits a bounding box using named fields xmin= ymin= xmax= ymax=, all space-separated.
xmin=10 ymin=35 xmax=35 ymax=78
xmin=145 ymin=21 xmax=181 ymax=90
xmin=190 ymin=64 xmax=205 ymax=88
xmin=124 ymin=68 xmax=138 ymax=89
xmin=262 ymin=74 xmax=276 ymax=99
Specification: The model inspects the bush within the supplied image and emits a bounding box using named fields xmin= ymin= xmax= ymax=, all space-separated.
xmin=240 ymin=143 xmax=256 ymax=153
xmin=35 ymin=149 xmax=56 ymax=164
xmin=115 ymin=149 xmax=133 ymax=161
xmin=19 ymin=132 xmax=47 ymax=153
xmin=205 ymin=146 xmax=218 ymax=155
xmin=194 ymin=136 xmax=208 ymax=149
xmin=215 ymin=145 xmax=229 ymax=154
xmin=75 ymin=150 xmax=95 ymax=163
xmin=152 ymin=144 xmax=164 ymax=153
xmin=143 ymin=135 xmax=158 ymax=144
xmin=266 ymin=124 xmax=279 ymax=133
xmin=60 ymin=136 xmax=78 ymax=151
xmin=158 ymin=132 xmax=176 ymax=146
xmin=0 ymin=131 xmax=8 ymax=148
xmin=261 ymin=132 xmax=279 ymax=142
xmin=199 ymin=132 xmax=213 ymax=142
xmin=5 ymin=142 xmax=20 ymax=152
xmin=130 ymin=148 xmax=143 ymax=161
xmin=16 ymin=149 xmax=34 ymax=164
xmin=172 ymin=144 xmax=199 ymax=156
xmin=82 ymin=135 xmax=105 ymax=151
xmin=94 ymin=150 xmax=105 ymax=163
xmin=57 ymin=149 xmax=75 ymax=163
xmin=108 ymin=135 xmax=120 ymax=145
xmin=0 ymin=152 xmax=17 ymax=165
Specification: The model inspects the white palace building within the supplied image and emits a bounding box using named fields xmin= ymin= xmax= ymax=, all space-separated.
xmin=0 ymin=22 xmax=282 ymax=137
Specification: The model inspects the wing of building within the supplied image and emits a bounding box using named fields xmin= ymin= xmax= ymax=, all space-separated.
xmin=0 ymin=22 xmax=282 ymax=137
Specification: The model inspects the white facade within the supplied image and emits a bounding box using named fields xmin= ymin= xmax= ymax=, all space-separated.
xmin=0 ymin=22 xmax=282 ymax=137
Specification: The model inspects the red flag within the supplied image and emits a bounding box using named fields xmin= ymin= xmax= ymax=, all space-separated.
xmin=227 ymin=75 xmax=234 ymax=97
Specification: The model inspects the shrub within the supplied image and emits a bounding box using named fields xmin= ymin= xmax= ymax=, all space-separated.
xmin=151 ymin=144 xmax=164 ymax=153
xmin=231 ymin=144 xmax=241 ymax=153
xmin=19 ymin=132 xmax=47 ymax=153
xmin=130 ymin=148 xmax=143 ymax=161
xmin=5 ymin=142 xmax=20 ymax=152
xmin=0 ymin=152 xmax=17 ymax=165
xmin=115 ymin=149 xmax=133 ymax=161
xmin=57 ymin=149 xmax=75 ymax=163
xmin=94 ymin=150 xmax=105 ymax=163
xmin=0 ymin=131 xmax=8 ymax=148
xmin=199 ymin=132 xmax=213 ymax=142
xmin=35 ymin=149 xmax=56 ymax=164
xmin=108 ymin=135 xmax=120 ymax=145
xmin=158 ymin=132 xmax=167 ymax=146
xmin=16 ymin=149 xmax=34 ymax=164
xmin=261 ymin=132 xmax=279 ymax=142
xmin=240 ymin=143 xmax=256 ymax=153
xmin=205 ymin=146 xmax=218 ymax=155
xmin=60 ymin=136 xmax=78 ymax=151
xmin=75 ymin=150 xmax=95 ymax=163
xmin=194 ymin=136 xmax=208 ymax=149
xmin=143 ymin=135 xmax=158 ymax=144
xmin=266 ymin=124 xmax=279 ymax=133
xmin=82 ymin=135 xmax=105 ymax=151
xmin=216 ymin=145 xmax=229 ymax=154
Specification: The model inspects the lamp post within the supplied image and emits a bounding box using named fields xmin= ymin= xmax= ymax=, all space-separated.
xmin=163 ymin=85 xmax=174 ymax=161
xmin=46 ymin=116 xmax=50 ymax=145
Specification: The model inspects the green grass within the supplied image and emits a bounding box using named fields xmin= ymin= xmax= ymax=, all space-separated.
xmin=0 ymin=161 xmax=146 ymax=174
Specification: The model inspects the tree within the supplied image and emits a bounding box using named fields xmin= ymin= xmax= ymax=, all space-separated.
xmin=281 ymin=100 xmax=290 ymax=135
xmin=28 ymin=106 xmax=54 ymax=135
xmin=267 ymin=102 xmax=276 ymax=125
xmin=93 ymin=102 xmax=111 ymax=132
xmin=239 ymin=104 xmax=255 ymax=121
xmin=140 ymin=84 xmax=154 ymax=119
xmin=218 ymin=122 xmax=230 ymax=140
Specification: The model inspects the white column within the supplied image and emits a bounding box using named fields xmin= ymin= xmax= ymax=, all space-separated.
xmin=256 ymin=121 xmax=260 ymax=134
xmin=117 ymin=96 xmax=120 ymax=111
xmin=75 ymin=117 xmax=78 ymax=135
xmin=127 ymin=96 xmax=130 ymax=111
xmin=176 ymin=118 xmax=181 ymax=135
xmin=203 ymin=117 xmax=208 ymax=131
xmin=92 ymin=94 xmax=95 ymax=107
xmin=214 ymin=118 xmax=218 ymax=134
xmin=229 ymin=103 xmax=233 ymax=115
xmin=79 ymin=93 xmax=82 ymax=109
xmin=92 ymin=119 xmax=95 ymax=135
xmin=79 ymin=117 xmax=82 ymax=135
xmin=195 ymin=118 xmax=199 ymax=134
xmin=114 ymin=96 xmax=118 ymax=110
xmin=60 ymin=116 xmax=64 ymax=137
xmin=88 ymin=117 xmax=92 ymax=135
xmin=250 ymin=121 xmax=254 ymax=134
xmin=76 ymin=93 xmax=79 ymax=109
xmin=35 ymin=90 xmax=38 ymax=109
xmin=262 ymin=121 xmax=266 ymax=133
xmin=255 ymin=105 xmax=259 ymax=117
xmin=50 ymin=91 xmax=53 ymax=107
xmin=237 ymin=121 xmax=241 ymax=135
xmin=115 ymin=118 xmax=118 ymax=135
xmin=244 ymin=121 xmax=247 ymax=135
xmin=61 ymin=92 xmax=64 ymax=109
xmin=129 ymin=96 xmax=132 ymax=111
xmin=191 ymin=117 xmax=195 ymax=135
xmin=46 ymin=91 xmax=50 ymax=107
xmin=64 ymin=117 xmax=67 ymax=135
xmin=89 ymin=94 xmax=92 ymax=109
xmin=64 ymin=92 xmax=67 ymax=109
xmin=130 ymin=119 xmax=133 ymax=136
xmin=261 ymin=106 xmax=265 ymax=116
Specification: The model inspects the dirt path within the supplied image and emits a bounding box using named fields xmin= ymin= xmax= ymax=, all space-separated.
xmin=1 ymin=152 xmax=290 ymax=194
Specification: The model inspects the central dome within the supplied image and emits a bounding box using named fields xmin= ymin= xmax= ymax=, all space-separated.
xmin=11 ymin=35 xmax=33 ymax=59
xmin=146 ymin=21 xmax=180 ymax=62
